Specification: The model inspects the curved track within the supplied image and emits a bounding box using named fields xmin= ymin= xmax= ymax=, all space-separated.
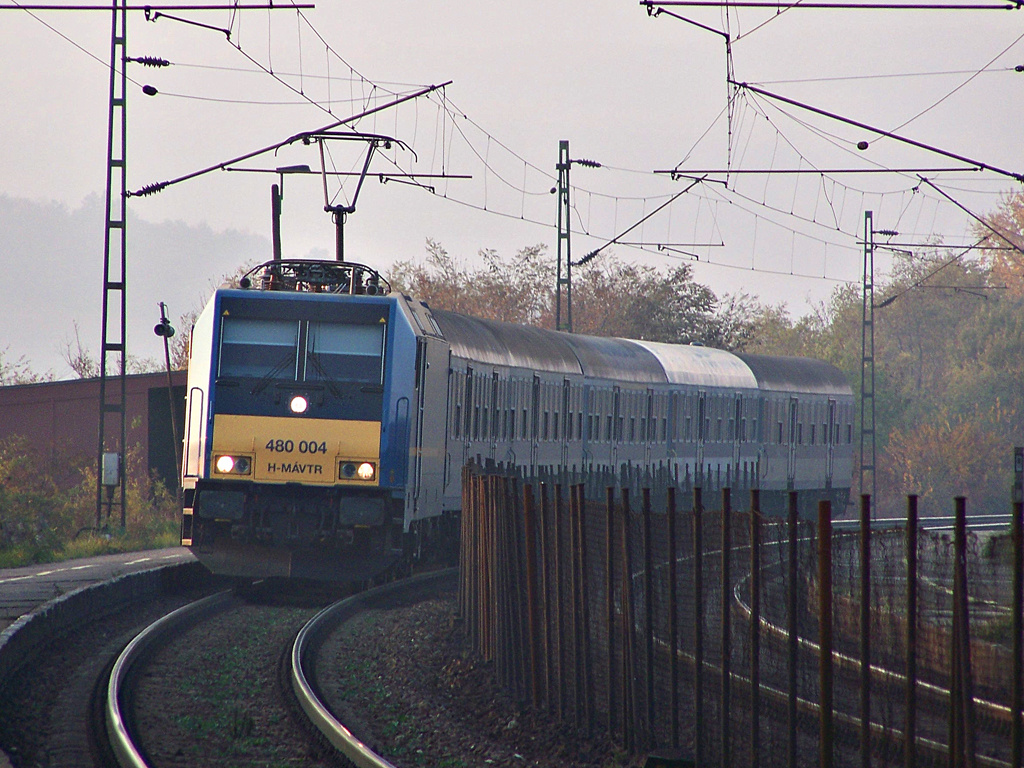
xmin=104 ymin=569 xmax=456 ymax=768
xmin=289 ymin=568 xmax=458 ymax=768
xmin=105 ymin=591 xmax=233 ymax=768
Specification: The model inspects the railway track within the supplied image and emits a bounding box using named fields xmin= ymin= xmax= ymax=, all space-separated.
xmin=105 ymin=590 xmax=234 ymax=767
xmin=290 ymin=568 xmax=458 ymax=768
xmin=104 ymin=568 xmax=457 ymax=768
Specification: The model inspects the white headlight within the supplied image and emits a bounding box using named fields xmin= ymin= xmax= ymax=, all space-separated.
xmin=289 ymin=395 xmax=309 ymax=414
xmin=216 ymin=455 xmax=235 ymax=473
xmin=357 ymin=462 xmax=376 ymax=481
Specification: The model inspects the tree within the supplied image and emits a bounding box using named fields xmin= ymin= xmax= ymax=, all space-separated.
xmin=0 ymin=347 xmax=50 ymax=386
xmin=976 ymin=190 xmax=1024 ymax=296
xmin=61 ymin=322 xmax=160 ymax=378
xmin=388 ymin=240 xmax=754 ymax=348
xmin=389 ymin=239 xmax=554 ymax=325
xmin=570 ymin=259 xmax=720 ymax=344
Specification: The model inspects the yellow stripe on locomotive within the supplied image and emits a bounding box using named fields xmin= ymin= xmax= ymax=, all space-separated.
xmin=210 ymin=413 xmax=381 ymax=486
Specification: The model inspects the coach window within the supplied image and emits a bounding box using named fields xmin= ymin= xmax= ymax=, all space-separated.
xmin=220 ymin=317 xmax=299 ymax=379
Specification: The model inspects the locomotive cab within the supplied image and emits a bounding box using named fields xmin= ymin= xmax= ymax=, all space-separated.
xmin=180 ymin=261 xmax=420 ymax=580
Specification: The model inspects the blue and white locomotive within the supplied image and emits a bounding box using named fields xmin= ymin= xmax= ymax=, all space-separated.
xmin=180 ymin=259 xmax=853 ymax=580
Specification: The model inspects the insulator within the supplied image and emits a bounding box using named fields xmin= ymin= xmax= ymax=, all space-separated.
xmin=129 ymin=56 xmax=170 ymax=68
xmin=575 ymin=158 xmax=602 ymax=168
xmin=131 ymin=181 xmax=168 ymax=198
xmin=876 ymin=229 xmax=899 ymax=237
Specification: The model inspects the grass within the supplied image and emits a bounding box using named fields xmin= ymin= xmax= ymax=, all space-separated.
xmin=0 ymin=520 xmax=181 ymax=569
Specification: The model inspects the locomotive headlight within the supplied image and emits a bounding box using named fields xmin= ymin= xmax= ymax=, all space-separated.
xmin=340 ymin=461 xmax=376 ymax=481
xmin=214 ymin=454 xmax=252 ymax=475
xmin=289 ymin=395 xmax=309 ymax=414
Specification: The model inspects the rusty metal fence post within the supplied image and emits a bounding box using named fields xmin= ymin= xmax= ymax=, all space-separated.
xmin=643 ymin=487 xmax=655 ymax=748
xmin=953 ymin=497 xmax=978 ymax=768
xmin=524 ymin=483 xmax=541 ymax=707
xmin=621 ymin=487 xmax=637 ymax=753
xmin=555 ymin=483 xmax=566 ymax=721
xmin=860 ymin=494 xmax=872 ymax=768
xmin=905 ymin=494 xmax=918 ymax=768
xmin=787 ymin=490 xmax=799 ymax=768
xmin=540 ymin=482 xmax=553 ymax=710
xmin=694 ymin=486 xmax=705 ymax=768
xmin=1013 ymin=498 xmax=1023 ymax=768
xmin=606 ymin=486 xmax=617 ymax=740
xmin=576 ymin=484 xmax=594 ymax=735
xmin=721 ymin=487 xmax=733 ymax=768
xmin=818 ymin=500 xmax=834 ymax=768
xmin=750 ymin=489 xmax=761 ymax=768
xmin=667 ymin=485 xmax=680 ymax=750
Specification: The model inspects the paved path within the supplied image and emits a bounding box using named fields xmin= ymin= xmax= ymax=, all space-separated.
xmin=0 ymin=547 xmax=195 ymax=632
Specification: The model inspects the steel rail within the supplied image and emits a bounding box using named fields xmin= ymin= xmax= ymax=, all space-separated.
xmin=290 ymin=568 xmax=458 ymax=768
xmin=105 ymin=590 xmax=233 ymax=768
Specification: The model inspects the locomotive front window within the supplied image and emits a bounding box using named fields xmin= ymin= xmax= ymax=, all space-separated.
xmin=306 ymin=321 xmax=385 ymax=385
xmin=219 ymin=318 xmax=299 ymax=379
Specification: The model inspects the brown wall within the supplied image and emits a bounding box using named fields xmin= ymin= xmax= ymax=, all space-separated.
xmin=0 ymin=371 xmax=187 ymax=488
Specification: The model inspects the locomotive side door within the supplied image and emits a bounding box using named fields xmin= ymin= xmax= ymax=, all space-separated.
xmin=410 ymin=335 xmax=451 ymax=520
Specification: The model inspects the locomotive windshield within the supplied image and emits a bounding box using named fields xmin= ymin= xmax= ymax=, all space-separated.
xmin=220 ymin=318 xmax=299 ymax=379
xmin=218 ymin=316 xmax=385 ymax=385
xmin=306 ymin=321 xmax=385 ymax=384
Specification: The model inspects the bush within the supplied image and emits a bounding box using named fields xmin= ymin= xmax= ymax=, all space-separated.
xmin=0 ymin=436 xmax=180 ymax=567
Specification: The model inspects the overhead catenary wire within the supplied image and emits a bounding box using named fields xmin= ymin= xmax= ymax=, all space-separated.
xmin=730 ymin=80 xmax=1024 ymax=181
xmin=575 ymin=177 xmax=706 ymax=267
xmin=17 ymin=0 xmax=1019 ymax=303
xmin=127 ymin=82 xmax=450 ymax=197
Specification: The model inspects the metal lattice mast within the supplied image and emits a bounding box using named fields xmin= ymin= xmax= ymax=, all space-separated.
xmin=96 ymin=0 xmax=128 ymax=528
xmin=555 ymin=140 xmax=572 ymax=333
xmin=860 ymin=210 xmax=877 ymax=506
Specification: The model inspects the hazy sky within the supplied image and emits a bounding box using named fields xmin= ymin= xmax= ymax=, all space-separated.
xmin=1 ymin=1 xmax=1022 ymax=375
